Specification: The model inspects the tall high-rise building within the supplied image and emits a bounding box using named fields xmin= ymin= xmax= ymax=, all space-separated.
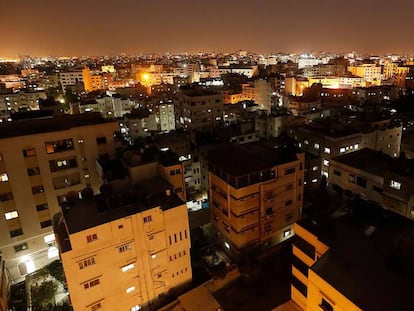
xmin=53 ymin=179 xmax=191 ymax=311
xmin=0 ymin=113 xmax=120 ymax=282
xmin=207 ymin=141 xmax=304 ymax=256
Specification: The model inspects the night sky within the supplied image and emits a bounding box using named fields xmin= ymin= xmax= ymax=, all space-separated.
xmin=1 ymin=0 xmax=414 ymax=57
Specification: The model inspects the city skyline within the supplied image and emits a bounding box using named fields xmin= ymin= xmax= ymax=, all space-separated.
xmin=1 ymin=0 xmax=414 ymax=57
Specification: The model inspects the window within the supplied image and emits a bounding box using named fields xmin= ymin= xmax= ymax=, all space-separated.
xmin=312 ymin=166 xmax=318 ymax=171
xmin=323 ymin=159 xmax=329 ymax=166
xmin=291 ymin=274 xmax=307 ymax=297
xmin=49 ymin=157 xmax=77 ymax=172
xmin=131 ymin=305 xmax=141 ymax=311
xmin=348 ymin=174 xmax=355 ymax=183
xmin=40 ymin=220 xmax=52 ymax=228
xmin=354 ymin=143 xmax=359 ymax=150
xmin=96 ymin=137 xmax=107 ymax=144
xmin=293 ymin=235 xmax=316 ymax=259
xmin=126 ymin=286 xmax=136 ymax=294
xmin=14 ymin=243 xmax=28 ymax=253
xmin=45 ymin=138 xmax=74 ymax=154
xmin=390 ymin=180 xmax=401 ymax=190
xmin=10 ymin=228 xmax=23 ymax=237
xmin=285 ymin=200 xmax=293 ymax=206
xmin=32 ymin=185 xmax=45 ymax=194
xmin=27 ymin=167 xmax=40 ymax=176
xmin=23 ymin=148 xmax=36 ymax=157
xmin=0 ymin=173 xmax=8 ymax=182
xmin=121 ymin=263 xmax=134 ymax=272
xmin=339 ymin=147 xmax=346 ymax=153
xmin=0 ymin=192 xmax=13 ymax=202
xmin=373 ymin=185 xmax=382 ymax=193
xmin=86 ymin=233 xmax=98 ymax=243
xmin=320 ymin=298 xmax=334 ymax=311
xmin=292 ymin=255 xmax=308 ymax=277
xmin=79 ymin=257 xmax=96 ymax=270
xmin=324 ymin=147 xmax=331 ymax=154
xmin=5 ymin=210 xmax=18 ymax=220
xmin=314 ymin=143 xmax=320 ymax=149
xmin=83 ymin=278 xmax=100 ymax=289
xmin=333 ymin=170 xmax=341 ymax=176
xmin=169 ymin=169 xmax=181 ymax=176
xmin=285 ymin=167 xmax=296 ymax=175
xmin=143 ymin=215 xmax=152 ymax=223
xmin=356 ymin=176 xmax=367 ymax=188
xmin=91 ymin=302 xmax=102 ymax=311
xmin=119 ymin=243 xmax=131 ymax=253
xmin=283 ymin=229 xmax=291 ymax=237
xmin=36 ymin=204 xmax=48 ymax=211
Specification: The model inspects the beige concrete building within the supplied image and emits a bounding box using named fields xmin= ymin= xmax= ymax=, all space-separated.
xmin=208 ymin=141 xmax=304 ymax=255
xmin=53 ymin=176 xmax=191 ymax=311
xmin=0 ymin=113 xmax=120 ymax=282
xmin=329 ymin=148 xmax=414 ymax=220
xmin=285 ymin=207 xmax=414 ymax=311
xmin=175 ymin=89 xmax=223 ymax=132
xmin=291 ymin=115 xmax=402 ymax=177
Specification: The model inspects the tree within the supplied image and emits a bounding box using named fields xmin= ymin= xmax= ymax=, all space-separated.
xmin=31 ymin=280 xmax=58 ymax=308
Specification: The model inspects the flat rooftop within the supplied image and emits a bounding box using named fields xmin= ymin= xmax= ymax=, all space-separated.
xmin=0 ymin=112 xmax=114 ymax=139
xmin=332 ymin=148 xmax=414 ymax=178
xmin=300 ymin=204 xmax=414 ymax=310
xmin=55 ymin=178 xmax=184 ymax=239
xmin=208 ymin=139 xmax=300 ymax=177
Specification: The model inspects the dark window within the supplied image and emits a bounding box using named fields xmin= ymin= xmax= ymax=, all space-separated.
xmin=27 ymin=167 xmax=40 ymax=176
xmin=0 ymin=192 xmax=13 ymax=202
xmin=285 ymin=200 xmax=293 ymax=206
xmin=285 ymin=167 xmax=296 ymax=175
xmin=292 ymin=255 xmax=309 ymax=277
xmin=265 ymin=207 xmax=273 ymax=215
xmin=10 ymin=228 xmax=23 ymax=237
xmin=14 ymin=243 xmax=28 ymax=253
xmin=32 ymin=185 xmax=44 ymax=194
xmin=356 ymin=176 xmax=367 ymax=188
xmin=333 ymin=170 xmax=341 ymax=176
xmin=320 ymin=298 xmax=334 ymax=311
xmin=36 ymin=204 xmax=48 ymax=211
xmin=96 ymin=136 xmax=107 ymax=144
xmin=40 ymin=220 xmax=52 ymax=228
xmin=293 ymin=235 xmax=316 ymax=259
xmin=291 ymin=274 xmax=307 ymax=297
xmin=373 ymin=185 xmax=382 ymax=193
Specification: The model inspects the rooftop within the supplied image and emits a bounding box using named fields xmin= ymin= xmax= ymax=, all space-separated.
xmin=0 ymin=112 xmax=114 ymax=139
xmin=300 ymin=204 xmax=414 ymax=311
xmin=208 ymin=139 xmax=300 ymax=178
xmin=55 ymin=178 xmax=184 ymax=240
xmin=332 ymin=148 xmax=414 ymax=178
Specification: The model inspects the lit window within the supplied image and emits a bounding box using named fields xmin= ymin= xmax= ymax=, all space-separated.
xmin=44 ymin=233 xmax=55 ymax=244
xmin=323 ymin=159 xmax=329 ymax=166
xmin=151 ymin=254 xmax=157 ymax=259
xmin=126 ymin=286 xmax=136 ymax=294
xmin=0 ymin=173 xmax=8 ymax=182
xmin=312 ymin=166 xmax=318 ymax=171
xmin=283 ymin=229 xmax=291 ymax=237
xmin=304 ymin=140 xmax=309 ymax=145
xmin=224 ymin=241 xmax=230 ymax=250
xmin=121 ymin=263 xmax=135 ymax=272
xmin=339 ymin=147 xmax=346 ymax=153
xmin=324 ymin=147 xmax=331 ymax=154
xmin=314 ymin=143 xmax=320 ymax=149
xmin=131 ymin=305 xmax=141 ymax=311
xmin=5 ymin=210 xmax=18 ymax=220
xmin=354 ymin=144 xmax=359 ymax=150
xmin=312 ymin=179 xmax=318 ymax=183
xmin=390 ymin=180 xmax=401 ymax=190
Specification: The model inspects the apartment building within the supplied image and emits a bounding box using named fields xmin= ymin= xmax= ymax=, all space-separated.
xmin=175 ymin=89 xmax=223 ymax=132
xmin=208 ymin=141 xmax=304 ymax=256
xmin=285 ymin=207 xmax=413 ymax=311
xmin=59 ymin=71 xmax=84 ymax=93
xmin=0 ymin=113 xmax=120 ymax=282
xmin=0 ymin=90 xmax=47 ymax=114
xmin=328 ymin=148 xmax=414 ymax=220
xmin=53 ymin=181 xmax=191 ymax=311
xmin=348 ymin=63 xmax=382 ymax=86
xmin=82 ymin=68 xmax=104 ymax=93
xmin=291 ymin=115 xmax=402 ymax=176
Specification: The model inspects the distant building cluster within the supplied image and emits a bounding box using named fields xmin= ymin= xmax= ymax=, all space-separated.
xmin=1 ymin=50 xmax=414 ymax=311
